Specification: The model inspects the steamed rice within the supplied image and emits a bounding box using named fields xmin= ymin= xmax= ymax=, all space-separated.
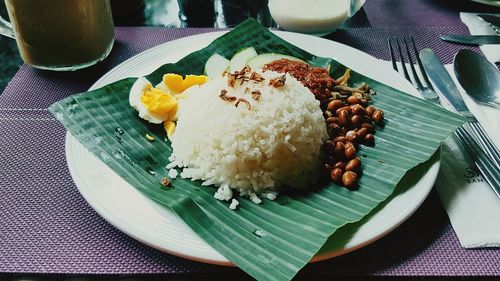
xmin=167 ymin=70 xmax=327 ymax=203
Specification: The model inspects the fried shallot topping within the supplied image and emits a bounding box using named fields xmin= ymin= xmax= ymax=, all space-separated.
xmin=235 ymin=98 xmax=251 ymax=110
xmin=227 ymin=74 xmax=236 ymax=87
xmin=251 ymin=90 xmax=261 ymax=101
xmin=219 ymin=89 xmax=237 ymax=102
xmin=226 ymin=67 xmax=250 ymax=87
xmin=269 ymin=75 xmax=286 ymax=88
xmin=249 ymin=72 xmax=265 ymax=82
xmin=225 ymin=66 xmax=269 ymax=88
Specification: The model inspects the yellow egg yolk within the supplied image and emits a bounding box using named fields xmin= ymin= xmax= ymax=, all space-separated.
xmin=163 ymin=120 xmax=176 ymax=137
xmin=140 ymin=85 xmax=178 ymax=120
xmin=163 ymin=73 xmax=208 ymax=94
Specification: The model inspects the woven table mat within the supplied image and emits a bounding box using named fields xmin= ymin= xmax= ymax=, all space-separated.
xmin=364 ymin=0 xmax=500 ymax=27
xmin=0 ymin=26 xmax=497 ymax=277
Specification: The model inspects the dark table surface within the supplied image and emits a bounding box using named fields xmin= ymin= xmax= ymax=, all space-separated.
xmin=1 ymin=1 xmax=500 ymax=280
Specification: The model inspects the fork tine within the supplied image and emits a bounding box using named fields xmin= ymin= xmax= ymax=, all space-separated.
xmin=403 ymin=36 xmax=424 ymax=90
xmin=395 ymin=37 xmax=412 ymax=83
xmin=410 ymin=36 xmax=434 ymax=90
xmin=388 ymin=38 xmax=398 ymax=71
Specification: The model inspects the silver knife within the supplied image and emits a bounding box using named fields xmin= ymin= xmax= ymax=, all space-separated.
xmin=419 ymin=48 xmax=500 ymax=171
xmin=419 ymin=49 xmax=500 ymax=198
xmin=478 ymin=14 xmax=500 ymax=35
xmin=440 ymin=35 xmax=500 ymax=45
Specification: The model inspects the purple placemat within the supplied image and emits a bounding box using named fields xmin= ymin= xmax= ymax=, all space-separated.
xmin=0 ymin=26 xmax=498 ymax=277
xmin=365 ymin=0 xmax=500 ymax=27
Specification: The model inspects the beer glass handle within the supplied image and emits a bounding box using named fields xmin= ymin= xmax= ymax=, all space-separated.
xmin=0 ymin=16 xmax=15 ymax=39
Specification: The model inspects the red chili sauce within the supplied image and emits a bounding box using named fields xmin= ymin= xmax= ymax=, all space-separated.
xmin=263 ymin=59 xmax=336 ymax=102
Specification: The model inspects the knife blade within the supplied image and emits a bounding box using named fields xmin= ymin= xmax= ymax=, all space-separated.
xmin=420 ymin=48 xmax=500 ymax=168
xmin=440 ymin=35 xmax=500 ymax=45
xmin=419 ymin=48 xmax=475 ymax=119
xmin=478 ymin=14 xmax=500 ymax=34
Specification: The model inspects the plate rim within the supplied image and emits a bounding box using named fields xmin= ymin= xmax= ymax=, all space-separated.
xmin=65 ymin=30 xmax=439 ymax=266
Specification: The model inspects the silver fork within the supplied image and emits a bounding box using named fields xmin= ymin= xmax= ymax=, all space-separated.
xmin=389 ymin=36 xmax=500 ymax=198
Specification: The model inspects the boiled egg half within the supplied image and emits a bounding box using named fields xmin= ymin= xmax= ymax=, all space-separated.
xmin=129 ymin=77 xmax=178 ymax=124
xmin=162 ymin=73 xmax=208 ymax=94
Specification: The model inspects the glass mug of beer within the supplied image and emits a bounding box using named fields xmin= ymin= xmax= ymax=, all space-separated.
xmin=0 ymin=0 xmax=114 ymax=71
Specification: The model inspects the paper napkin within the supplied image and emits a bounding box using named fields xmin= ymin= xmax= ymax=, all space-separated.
xmin=460 ymin=12 xmax=500 ymax=63
xmin=435 ymin=65 xmax=500 ymax=248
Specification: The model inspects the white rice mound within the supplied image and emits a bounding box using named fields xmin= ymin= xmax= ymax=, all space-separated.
xmin=168 ymin=70 xmax=327 ymax=202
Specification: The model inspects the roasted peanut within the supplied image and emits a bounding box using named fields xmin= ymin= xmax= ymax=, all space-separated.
xmin=342 ymin=171 xmax=358 ymax=188
xmin=346 ymin=130 xmax=357 ymax=141
xmin=351 ymin=104 xmax=365 ymax=115
xmin=333 ymin=136 xmax=347 ymax=143
xmin=323 ymin=140 xmax=335 ymax=154
xmin=327 ymin=99 xmax=343 ymax=111
xmin=326 ymin=116 xmax=339 ymax=125
xmin=356 ymin=127 xmax=368 ymax=139
xmin=345 ymin=157 xmax=361 ymax=172
xmin=334 ymin=141 xmax=345 ymax=159
xmin=319 ymin=77 xmax=382 ymax=189
xmin=365 ymin=106 xmax=375 ymax=117
xmin=327 ymin=123 xmax=340 ymax=137
xmin=331 ymin=168 xmax=343 ymax=183
xmin=350 ymin=115 xmax=362 ymax=128
xmin=372 ymin=109 xmax=384 ymax=124
xmin=364 ymin=134 xmax=375 ymax=145
xmin=345 ymin=142 xmax=356 ymax=159
xmin=361 ymin=122 xmax=374 ymax=133
xmin=347 ymin=96 xmax=360 ymax=105
xmin=333 ymin=161 xmax=345 ymax=170
xmin=336 ymin=106 xmax=352 ymax=115
xmin=337 ymin=109 xmax=350 ymax=126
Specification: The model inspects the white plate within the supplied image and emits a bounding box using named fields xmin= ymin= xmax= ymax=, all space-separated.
xmin=66 ymin=31 xmax=439 ymax=265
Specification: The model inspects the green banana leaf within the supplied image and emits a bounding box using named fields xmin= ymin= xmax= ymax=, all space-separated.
xmin=50 ymin=19 xmax=465 ymax=281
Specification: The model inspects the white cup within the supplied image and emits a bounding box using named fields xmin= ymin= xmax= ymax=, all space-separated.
xmin=268 ymin=0 xmax=365 ymax=36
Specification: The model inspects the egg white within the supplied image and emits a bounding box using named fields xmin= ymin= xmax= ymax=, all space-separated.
xmin=129 ymin=77 xmax=168 ymax=124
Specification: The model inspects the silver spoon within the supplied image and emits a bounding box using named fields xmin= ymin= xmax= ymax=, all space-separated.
xmin=454 ymin=49 xmax=500 ymax=109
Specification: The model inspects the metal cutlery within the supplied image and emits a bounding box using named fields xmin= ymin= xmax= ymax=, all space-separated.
xmin=420 ymin=49 xmax=500 ymax=170
xmin=478 ymin=14 xmax=500 ymax=35
xmin=440 ymin=35 xmax=500 ymax=45
xmin=454 ymin=49 xmax=500 ymax=109
xmin=441 ymin=14 xmax=500 ymax=45
xmin=388 ymin=36 xmax=500 ymax=198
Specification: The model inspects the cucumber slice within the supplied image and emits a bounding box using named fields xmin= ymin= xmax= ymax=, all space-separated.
xmin=204 ymin=53 xmax=230 ymax=77
xmin=229 ymin=47 xmax=257 ymax=73
xmin=247 ymin=53 xmax=305 ymax=70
